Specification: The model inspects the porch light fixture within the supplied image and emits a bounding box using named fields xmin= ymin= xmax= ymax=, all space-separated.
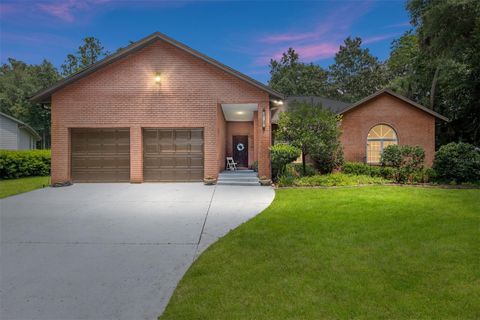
xmin=236 ymin=111 xmax=245 ymax=115
xmin=154 ymin=72 xmax=161 ymax=84
xmin=262 ymin=109 xmax=266 ymax=129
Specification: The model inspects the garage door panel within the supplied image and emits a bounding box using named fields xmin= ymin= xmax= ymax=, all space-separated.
xmin=143 ymin=128 xmax=204 ymax=182
xmin=71 ymin=128 xmax=130 ymax=182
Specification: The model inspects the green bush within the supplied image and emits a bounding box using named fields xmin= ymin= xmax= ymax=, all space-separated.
xmin=277 ymin=172 xmax=388 ymax=187
xmin=270 ymin=143 xmax=301 ymax=178
xmin=250 ymin=160 xmax=258 ymax=172
xmin=433 ymin=142 xmax=480 ymax=184
xmin=411 ymin=168 xmax=437 ymax=184
xmin=285 ymin=163 xmax=316 ymax=177
xmin=342 ymin=162 xmax=395 ymax=180
xmin=381 ymin=145 xmax=425 ymax=183
xmin=0 ymin=150 xmax=51 ymax=179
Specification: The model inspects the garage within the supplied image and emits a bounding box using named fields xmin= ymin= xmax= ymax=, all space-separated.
xmin=143 ymin=128 xmax=204 ymax=182
xmin=71 ymin=128 xmax=130 ymax=182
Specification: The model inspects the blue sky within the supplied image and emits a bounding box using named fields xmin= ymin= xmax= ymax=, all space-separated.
xmin=0 ymin=0 xmax=411 ymax=83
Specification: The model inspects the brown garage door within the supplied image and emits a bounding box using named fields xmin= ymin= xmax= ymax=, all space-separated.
xmin=71 ymin=128 xmax=130 ymax=182
xmin=143 ymin=128 xmax=204 ymax=182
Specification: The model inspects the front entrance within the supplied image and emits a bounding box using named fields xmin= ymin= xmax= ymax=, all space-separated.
xmin=232 ymin=135 xmax=248 ymax=168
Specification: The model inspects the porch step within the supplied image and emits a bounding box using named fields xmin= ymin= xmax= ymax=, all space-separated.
xmin=217 ymin=170 xmax=260 ymax=186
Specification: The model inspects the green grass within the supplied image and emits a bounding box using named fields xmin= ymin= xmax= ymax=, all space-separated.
xmin=0 ymin=176 xmax=50 ymax=198
xmin=161 ymin=186 xmax=480 ymax=319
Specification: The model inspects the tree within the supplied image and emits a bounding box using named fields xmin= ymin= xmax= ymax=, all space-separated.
xmin=269 ymin=48 xmax=330 ymax=96
xmin=329 ymin=37 xmax=388 ymax=102
xmin=405 ymin=0 xmax=480 ymax=145
xmin=61 ymin=37 xmax=110 ymax=76
xmin=276 ymin=101 xmax=343 ymax=175
xmin=0 ymin=59 xmax=60 ymax=148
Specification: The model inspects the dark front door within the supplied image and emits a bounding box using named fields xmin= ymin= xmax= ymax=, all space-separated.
xmin=232 ymin=135 xmax=248 ymax=168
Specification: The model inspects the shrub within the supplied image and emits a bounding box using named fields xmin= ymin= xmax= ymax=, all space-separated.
xmin=288 ymin=173 xmax=388 ymax=187
xmin=0 ymin=150 xmax=51 ymax=179
xmin=381 ymin=145 xmax=425 ymax=183
xmin=433 ymin=142 xmax=480 ymax=184
xmin=285 ymin=163 xmax=316 ymax=177
xmin=270 ymin=144 xmax=301 ymax=178
xmin=342 ymin=162 xmax=395 ymax=180
xmin=311 ymin=143 xmax=344 ymax=174
xmin=250 ymin=160 xmax=258 ymax=172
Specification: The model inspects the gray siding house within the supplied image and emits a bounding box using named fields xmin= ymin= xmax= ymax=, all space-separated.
xmin=0 ymin=112 xmax=40 ymax=150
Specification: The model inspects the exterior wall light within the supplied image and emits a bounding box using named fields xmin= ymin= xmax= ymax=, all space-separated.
xmin=155 ymin=72 xmax=161 ymax=84
xmin=236 ymin=111 xmax=245 ymax=115
xmin=262 ymin=109 xmax=266 ymax=129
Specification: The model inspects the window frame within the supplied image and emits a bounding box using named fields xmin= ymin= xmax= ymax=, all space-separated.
xmin=365 ymin=124 xmax=398 ymax=165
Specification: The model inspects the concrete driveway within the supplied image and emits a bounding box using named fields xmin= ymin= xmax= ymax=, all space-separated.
xmin=0 ymin=183 xmax=274 ymax=320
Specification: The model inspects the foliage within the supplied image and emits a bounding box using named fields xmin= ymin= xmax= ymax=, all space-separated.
xmin=269 ymin=48 xmax=330 ymax=96
xmin=433 ymin=142 xmax=480 ymax=184
xmin=0 ymin=176 xmax=50 ymax=199
xmin=0 ymin=150 xmax=51 ymax=179
xmin=61 ymin=37 xmax=110 ymax=76
xmin=285 ymin=163 xmax=316 ymax=177
xmin=0 ymin=59 xmax=60 ymax=148
xmin=402 ymin=0 xmax=480 ymax=146
xmin=277 ymin=172 xmax=388 ymax=187
xmin=276 ymin=101 xmax=342 ymax=175
xmin=270 ymin=143 xmax=301 ymax=178
xmin=250 ymin=160 xmax=258 ymax=172
xmin=311 ymin=142 xmax=344 ymax=174
xmin=341 ymin=162 xmax=396 ymax=180
xmin=381 ymin=145 xmax=425 ymax=183
xmin=329 ymin=37 xmax=389 ymax=102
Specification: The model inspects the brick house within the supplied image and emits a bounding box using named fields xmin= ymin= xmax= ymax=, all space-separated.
xmin=32 ymin=32 xmax=447 ymax=184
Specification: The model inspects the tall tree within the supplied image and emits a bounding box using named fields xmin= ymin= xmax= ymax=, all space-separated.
xmin=405 ymin=0 xmax=480 ymax=145
xmin=329 ymin=37 xmax=388 ymax=102
xmin=61 ymin=37 xmax=110 ymax=76
xmin=0 ymin=59 xmax=60 ymax=148
xmin=269 ymin=48 xmax=330 ymax=96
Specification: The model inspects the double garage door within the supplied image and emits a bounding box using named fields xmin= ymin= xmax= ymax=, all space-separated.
xmin=71 ymin=128 xmax=204 ymax=182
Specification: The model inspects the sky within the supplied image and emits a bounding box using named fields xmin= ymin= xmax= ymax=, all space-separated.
xmin=0 ymin=0 xmax=412 ymax=83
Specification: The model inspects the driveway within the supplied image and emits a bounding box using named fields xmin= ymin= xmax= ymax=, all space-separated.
xmin=0 ymin=183 xmax=274 ymax=320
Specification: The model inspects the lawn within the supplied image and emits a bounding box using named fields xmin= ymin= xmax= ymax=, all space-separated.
xmin=161 ymin=186 xmax=480 ymax=319
xmin=0 ymin=176 xmax=50 ymax=199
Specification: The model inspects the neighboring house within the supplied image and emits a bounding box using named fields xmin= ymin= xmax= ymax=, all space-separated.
xmin=273 ymin=89 xmax=448 ymax=166
xmin=0 ymin=112 xmax=40 ymax=150
xmin=30 ymin=32 xmax=447 ymax=184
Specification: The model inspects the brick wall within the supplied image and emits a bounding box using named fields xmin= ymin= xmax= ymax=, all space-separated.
xmin=51 ymin=39 xmax=270 ymax=183
xmin=340 ymin=93 xmax=436 ymax=166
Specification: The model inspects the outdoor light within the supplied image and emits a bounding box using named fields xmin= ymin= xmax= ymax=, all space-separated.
xmin=155 ymin=72 xmax=161 ymax=84
xmin=275 ymin=100 xmax=284 ymax=105
xmin=236 ymin=111 xmax=245 ymax=115
xmin=262 ymin=109 xmax=266 ymax=129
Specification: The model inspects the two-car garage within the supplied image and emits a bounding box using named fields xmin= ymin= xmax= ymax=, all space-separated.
xmin=70 ymin=128 xmax=204 ymax=182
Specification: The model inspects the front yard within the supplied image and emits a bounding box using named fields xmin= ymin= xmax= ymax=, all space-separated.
xmin=0 ymin=176 xmax=50 ymax=199
xmin=161 ymin=186 xmax=479 ymax=319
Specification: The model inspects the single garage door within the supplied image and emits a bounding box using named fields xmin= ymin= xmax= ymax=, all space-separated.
xmin=71 ymin=128 xmax=130 ymax=182
xmin=143 ymin=128 xmax=204 ymax=182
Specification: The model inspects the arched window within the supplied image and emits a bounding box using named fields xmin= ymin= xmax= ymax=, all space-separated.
xmin=366 ymin=124 xmax=398 ymax=164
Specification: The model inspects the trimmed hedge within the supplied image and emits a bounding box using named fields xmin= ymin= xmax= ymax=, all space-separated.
xmin=0 ymin=150 xmax=51 ymax=179
xmin=433 ymin=142 xmax=480 ymax=184
xmin=342 ymin=162 xmax=395 ymax=180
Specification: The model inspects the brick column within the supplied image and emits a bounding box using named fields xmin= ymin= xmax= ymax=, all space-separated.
xmin=257 ymin=101 xmax=271 ymax=179
xmin=51 ymin=124 xmax=70 ymax=184
xmin=130 ymin=126 xmax=143 ymax=183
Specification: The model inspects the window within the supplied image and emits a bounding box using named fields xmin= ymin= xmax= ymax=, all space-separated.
xmin=366 ymin=124 xmax=397 ymax=164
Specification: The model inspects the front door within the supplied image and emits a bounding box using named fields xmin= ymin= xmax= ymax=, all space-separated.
xmin=232 ymin=135 xmax=248 ymax=168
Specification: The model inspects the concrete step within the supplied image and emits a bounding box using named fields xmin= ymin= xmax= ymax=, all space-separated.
xmin=218 ymin=175 xmax=258 ymax=180
xmin=216 ymin=180 xmax=260 ymax=186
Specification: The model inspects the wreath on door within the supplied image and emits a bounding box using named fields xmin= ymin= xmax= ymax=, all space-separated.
xmin=236 ymin=143 xmax=245 ymax=151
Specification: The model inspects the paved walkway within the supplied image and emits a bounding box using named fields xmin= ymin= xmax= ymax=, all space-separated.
xmin=0 ymin=183 xmax=274 ymax=320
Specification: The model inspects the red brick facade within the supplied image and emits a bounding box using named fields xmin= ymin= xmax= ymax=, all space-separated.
xmin=340 ymin=93 xmax=436 ymax=166
xmin=51 ymin=39 xmax=271 ymax=184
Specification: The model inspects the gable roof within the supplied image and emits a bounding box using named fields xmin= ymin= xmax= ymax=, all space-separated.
xmin=286 ymin=96 xmax=351 ymax=113
xmin=30 ymin=32 xmax=284 ymax=103
xmin=339 ymin=88 xmax=449 ymax=121
xmin=0 ymin=112 xmax=41 ymax=140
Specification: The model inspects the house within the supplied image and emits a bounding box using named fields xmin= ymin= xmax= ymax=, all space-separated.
xmin=31 ymin=32 xmax=447 ymax=184
xmin=0 ymin=112 xmax=41 ymax=150
xmin=275 ymin=90 xmax=448 ymax=166
xmin=30 ymin=32 xmax=282 ymax=183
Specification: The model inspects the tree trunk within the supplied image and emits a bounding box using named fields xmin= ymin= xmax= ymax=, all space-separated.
xmin=302 ymin=150 xmax=306 ymax=176
xmin=430 ymin=66 xmax=440 ymax=109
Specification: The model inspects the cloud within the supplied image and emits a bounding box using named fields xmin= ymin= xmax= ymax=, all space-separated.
xmin=384 ymin=21 xmax=411 ymax=28
xmin=363 ymin=33 xmax=400 ymax=44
